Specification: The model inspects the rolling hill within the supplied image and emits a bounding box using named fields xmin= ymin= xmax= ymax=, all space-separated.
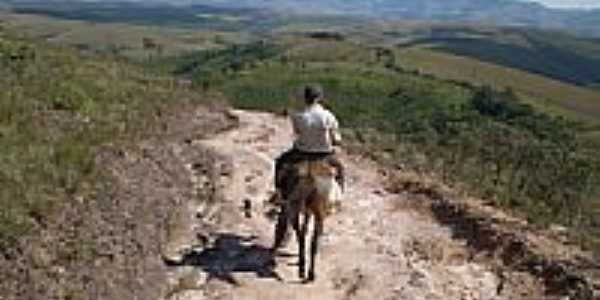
xmin=2 ymin=2 xmax=599 ymax=125
xmin=1 ymin=4 xmax=599 ymax=299
xmin=2 ymin=0 xmax=600 ymax=37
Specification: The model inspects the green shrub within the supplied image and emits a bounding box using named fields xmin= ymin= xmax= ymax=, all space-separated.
xmin=150 ymin=38 xmax=600 ymax=254
xmin=0 ymin=31 xmax=208 ymax=249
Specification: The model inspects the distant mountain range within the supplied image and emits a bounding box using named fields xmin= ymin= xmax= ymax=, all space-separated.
xmin=1 ymin=0 xmax=600 ymax=37
xmin=202 ymin=0 xmax=600 ymax=36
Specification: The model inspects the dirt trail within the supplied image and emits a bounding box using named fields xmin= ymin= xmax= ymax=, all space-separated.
xmin=164 ymin=110 xmax=545 ymax=300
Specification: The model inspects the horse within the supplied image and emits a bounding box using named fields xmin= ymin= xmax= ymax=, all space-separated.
xmin=271 ymin=160 xmax=342 ymax=282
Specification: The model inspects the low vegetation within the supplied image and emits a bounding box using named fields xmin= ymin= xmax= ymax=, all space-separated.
xmin=0 ymin=29 xmax=209 ymax=249
xmin=404 ymin=29 xmax=600 ymax=86
xmin=0 ymin=12 xmax=241 ymax=59
xmin=2 ymin=3 xmax=599 ymax=298
xmin=396 ymin=45 xmax=600 ymax=124
xmin=151 ymin=39 xmax=600 ymax=255
xmin=2 ymin=0 xmax=600 ymax=259
xmin=8 ymin=2 xmax=275 ymax=31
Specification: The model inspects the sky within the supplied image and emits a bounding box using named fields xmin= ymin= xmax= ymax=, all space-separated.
xmin=528 ymin=0 xmax=600 ymax=8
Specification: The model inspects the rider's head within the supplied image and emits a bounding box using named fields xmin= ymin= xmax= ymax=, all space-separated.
xmin=304 ymin=84 xmax=323 ymax=105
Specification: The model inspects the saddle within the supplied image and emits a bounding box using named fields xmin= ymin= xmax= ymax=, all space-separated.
xmin=279 ymin=160 xmax=343 ymax=214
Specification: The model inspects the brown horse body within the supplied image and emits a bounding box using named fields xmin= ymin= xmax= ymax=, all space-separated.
xmin=272 ymin=160 xmax=342 ymax=282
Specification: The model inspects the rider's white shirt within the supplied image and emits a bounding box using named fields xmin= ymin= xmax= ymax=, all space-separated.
xmin=291 ymin=103 xmax=341 ymax=153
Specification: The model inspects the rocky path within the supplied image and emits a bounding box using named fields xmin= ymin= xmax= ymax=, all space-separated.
xmin=164 ymin=110 xmax=544 ymax=300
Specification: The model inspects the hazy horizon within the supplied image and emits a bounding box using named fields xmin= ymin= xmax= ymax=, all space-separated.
xmin=527 ymin=0 xmax=600 ymax=8
xmin=3 ymin=0 xmax=600 ymax=10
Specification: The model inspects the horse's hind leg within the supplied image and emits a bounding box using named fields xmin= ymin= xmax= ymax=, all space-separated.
xmin=307 ymin=213 xmax=323 ymax=282
xmin=271 ymin=203 xmax=289 ymax=251
xmin=291 ymin=211 xmax=306 ymax=279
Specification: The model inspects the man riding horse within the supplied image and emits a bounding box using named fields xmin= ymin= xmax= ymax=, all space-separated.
xmin=274 ymin=84 xmax=344 ymax=202
xmin=272 ymin=84 xmax=345 ymax=251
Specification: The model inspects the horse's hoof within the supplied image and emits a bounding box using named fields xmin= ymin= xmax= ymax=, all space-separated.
xmin=307 ymin=273 xmax=315 ymax=282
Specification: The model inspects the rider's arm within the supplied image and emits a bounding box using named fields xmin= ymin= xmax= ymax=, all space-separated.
xmin=330 ymin=115 xmax=342 ymax=146
xmin=291 ymin=113 xmax=301 ymax=140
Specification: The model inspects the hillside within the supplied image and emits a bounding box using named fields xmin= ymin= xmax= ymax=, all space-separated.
xmin=144 ymin=34 xmax=600 ymax=253
xmin=396 ymin=45 xmax=600 ymax=123
xmin=1 ymin=6 xmax=600 ymax=300
xmin=1 ymin=0 xmax=598 ymax=254
xmin=5 ymin=0 xmax=600 ymax=37
xmin=161 ymin=110 xmax=597 ymax=300
xmin=395 ymin=26 xmax=600 ymax=86
xmin=0 ymin=26 xmax=236 ymax=299
xmin=4 ymin=2 xmax=600 ymax=88
xmin=332 ymin=22 xmax=600 ymax=124
xmin=2 ymin=0 xmax=600 ymax=37
xmin=0 ymin=1 xmax=282 ymax=33
xmin=0 ymin=12 xmax=243 ymax=59
xmin=188 ymin=0 xmax=600 ymax=38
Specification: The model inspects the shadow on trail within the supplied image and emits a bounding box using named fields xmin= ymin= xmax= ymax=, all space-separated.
xmin=170 ymin=233 xmax=282 ymax=285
